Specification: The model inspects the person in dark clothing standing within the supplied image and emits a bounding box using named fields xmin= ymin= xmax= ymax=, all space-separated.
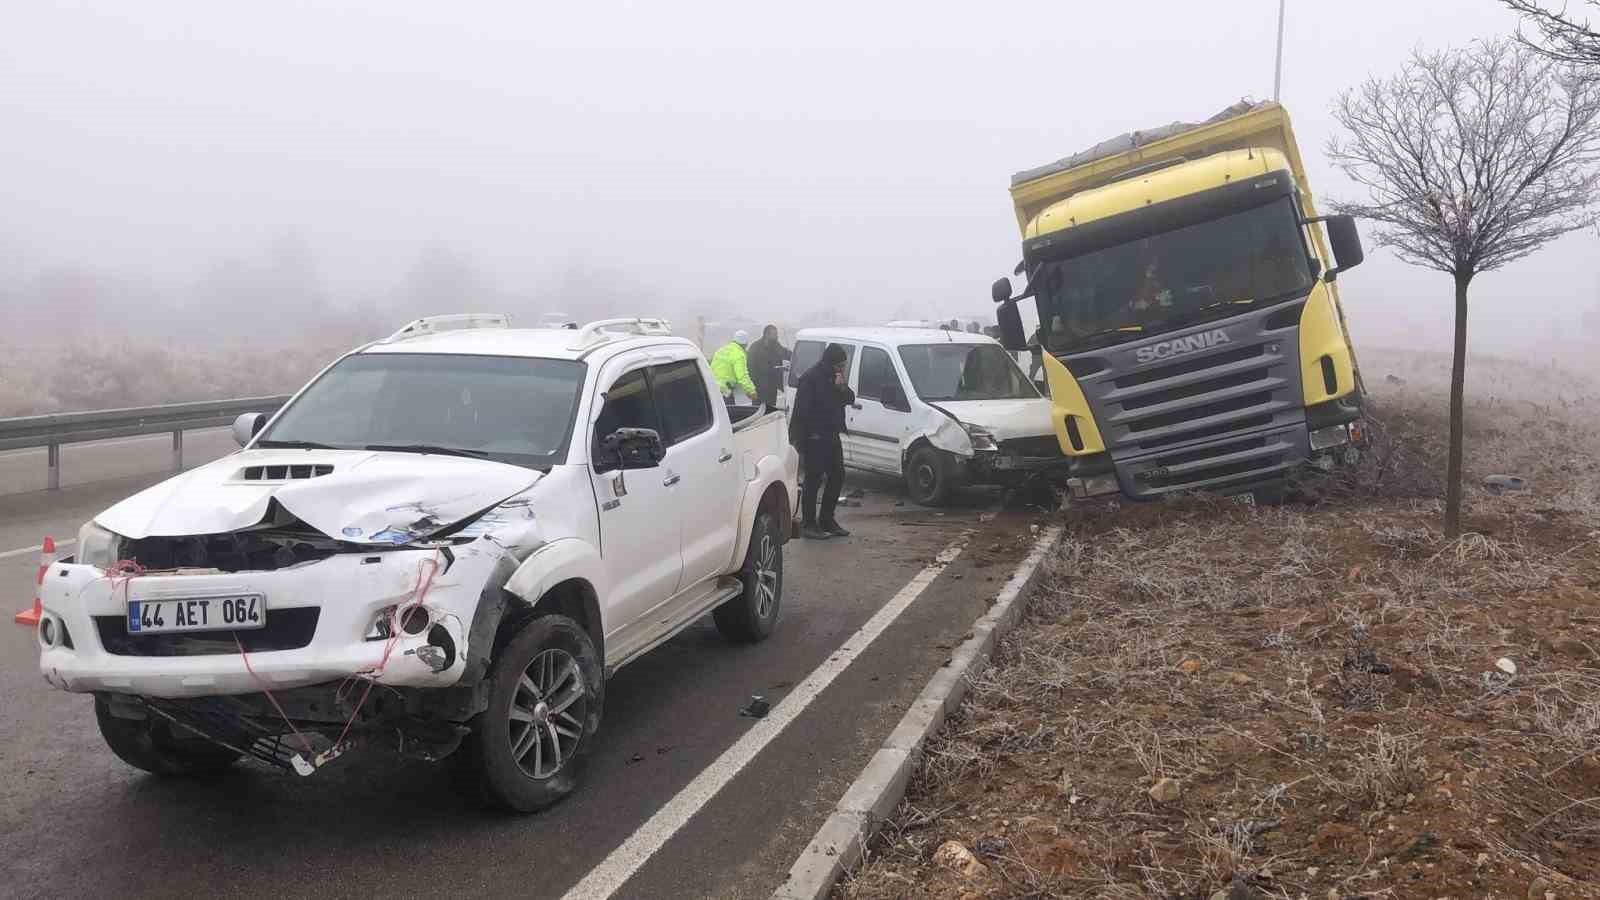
xmin=788 ymin=343 xmax=853 ymax=540
xmin=745 ymin=324 xmax=791 ymax=410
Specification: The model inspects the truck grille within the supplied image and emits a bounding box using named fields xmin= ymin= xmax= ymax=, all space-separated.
xmin=1062 ymin=303 xmax=1310 ymax=499
xmin=93 ymin=608 xmax=320 ymax=656
xmin=1104 ymin=343 xmax=1292 ymax=453
xmin=1126 ymin=433 xmax=1298 ymax=493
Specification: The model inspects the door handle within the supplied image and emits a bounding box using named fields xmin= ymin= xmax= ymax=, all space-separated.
xmin=718 ymin=451 xmax=733 ymax=463
xmin=663 ymin=473 xmax=681 ymax=487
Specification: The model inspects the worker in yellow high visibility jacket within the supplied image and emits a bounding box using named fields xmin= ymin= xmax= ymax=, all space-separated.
xmin=710 ymin=330 xmax=758 ymax=404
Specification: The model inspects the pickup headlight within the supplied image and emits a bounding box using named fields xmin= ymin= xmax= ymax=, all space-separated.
xmin=76 ymin=522 xmax=123 ymax=570
xmin=963 ymin=424 xmax=998 ymax=451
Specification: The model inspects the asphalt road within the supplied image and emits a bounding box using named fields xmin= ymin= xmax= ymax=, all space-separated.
xmin=0 ymin=465 xmax=1041 ymax=900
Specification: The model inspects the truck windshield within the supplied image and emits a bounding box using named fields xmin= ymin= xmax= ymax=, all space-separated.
xmin=898 ymin=344 xmax=1039 ymax=401
xmin=1035 ymin=198 xmax=1314 ymax=354
xmin=257 ymin=353 xmax=586 ymax=469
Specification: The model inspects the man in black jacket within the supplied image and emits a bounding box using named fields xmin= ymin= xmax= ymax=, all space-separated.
xmin=788 ymin=343 xmax=853 ymax=540
xmin=745 ymin=324 xmax=791 ymax=410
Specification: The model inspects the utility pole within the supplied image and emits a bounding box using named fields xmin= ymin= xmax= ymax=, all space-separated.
xmin=1273 ymin=0 xmax=1286 ymax=102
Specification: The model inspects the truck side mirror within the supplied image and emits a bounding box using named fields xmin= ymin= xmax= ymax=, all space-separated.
xmin=596 ymin=427 xmax=666 ymax=473
xmin=991 ymin=277 xmax=1014 ymax=304
xmin=1323 ymin=214 xmax=1365 ymax=281
xmin=995 ymin=302 xmax=1027 ymax=352
xmin=232 ymin=413 xmax=266 ymax=447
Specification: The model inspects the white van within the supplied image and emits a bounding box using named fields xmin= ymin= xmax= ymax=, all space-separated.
xmin=786 ymin=327 xmax=1066 ymax=505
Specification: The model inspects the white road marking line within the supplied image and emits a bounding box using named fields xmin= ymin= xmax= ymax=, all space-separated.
xmin=563 ymin=535 xmax=969 ymax=900
xmin=0 ymin=539 xmax=77 ymax=560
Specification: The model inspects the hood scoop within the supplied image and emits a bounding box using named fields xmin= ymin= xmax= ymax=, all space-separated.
xmin=238 ymin=464 xmax=335 ymax=482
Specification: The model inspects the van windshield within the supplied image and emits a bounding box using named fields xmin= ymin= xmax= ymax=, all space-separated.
xmin=257 ymin=353 xmax=586 ymax=469
xmin=1035 ymin=197 xmax=1315 ymax=354
xmin=897 ymin=344 xmax=1038 ymax=402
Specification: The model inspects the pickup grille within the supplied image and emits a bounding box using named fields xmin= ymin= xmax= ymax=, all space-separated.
xmin=94 ymin=608 xmax=320 ymax=656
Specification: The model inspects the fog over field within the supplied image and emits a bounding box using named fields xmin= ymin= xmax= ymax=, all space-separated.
xmin=4 ymin=0 xmax=1598 ymax=408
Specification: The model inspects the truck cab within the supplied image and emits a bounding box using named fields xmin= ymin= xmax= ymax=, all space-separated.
xmin=996 ymin=102 xmax=1368 ymax=502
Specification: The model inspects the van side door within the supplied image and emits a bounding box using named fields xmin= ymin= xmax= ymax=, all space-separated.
xmin=847 ymin=343 xmax=912 ymax=475
xmin=787 ymin=339 xmax=858 ymax=466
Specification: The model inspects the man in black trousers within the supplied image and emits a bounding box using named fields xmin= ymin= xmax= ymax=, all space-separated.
xmin=788 ymin=343 xmax=853 ymax=540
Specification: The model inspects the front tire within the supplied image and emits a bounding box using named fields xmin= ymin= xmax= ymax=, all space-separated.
xmin=715 ymin=509 xmax=783 ymax=643
xmin=94 ymin=696 xmax=240 ymax=776
xmin=466 ymin=615 xmax=603 ymax=812
xmin=905 ymin=445 xmax=955 ymax=507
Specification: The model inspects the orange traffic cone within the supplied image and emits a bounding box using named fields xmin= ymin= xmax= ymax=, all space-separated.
xmin=14 ymin=536 xmax=55 ymax=627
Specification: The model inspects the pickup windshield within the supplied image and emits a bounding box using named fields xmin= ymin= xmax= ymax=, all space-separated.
xmin=258 ymin=353 xmax=586 ymax=469
xmin=1035 ymin=197 xmax=1315 ymax=354
xmin=897 ymin=344 xmax=1038 ymax=401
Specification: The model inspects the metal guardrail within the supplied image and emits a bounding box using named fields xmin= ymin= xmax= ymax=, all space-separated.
xmin=0 ymin=396 xmax=292 ymax=489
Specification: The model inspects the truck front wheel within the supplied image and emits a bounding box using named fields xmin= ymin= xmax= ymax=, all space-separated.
xmin=715 ymin=510 xmax=783 ymax=643
xmin=466 ymin=614 xmax=604 ymax=812
xmin=94 ymin=696 xmax=240 ymax=776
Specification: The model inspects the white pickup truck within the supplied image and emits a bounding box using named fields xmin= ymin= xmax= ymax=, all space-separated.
xmin=32 ymin=315 xmax=799 ymax=811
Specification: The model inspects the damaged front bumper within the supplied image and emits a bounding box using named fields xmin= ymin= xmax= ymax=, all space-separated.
xmin=965 ymin=449 xmax=1070 ymax=485
xmin=36 ymin=540 xmax=512 ymax=699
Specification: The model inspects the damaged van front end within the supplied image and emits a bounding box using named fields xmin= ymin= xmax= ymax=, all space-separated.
xmin=35 ymin=449 xmax=576 ymax=774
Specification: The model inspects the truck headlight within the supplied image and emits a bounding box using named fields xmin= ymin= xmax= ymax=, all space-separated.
xmin=76 ymin=522 xmax=123 ymax=570
xmin=1309 ymin=423 xmax=1351 ymax=451
xmin=963 ymin=425 xmax=997 ymax=451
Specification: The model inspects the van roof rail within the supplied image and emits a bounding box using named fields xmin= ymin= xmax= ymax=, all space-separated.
xmin=381 ymin=313 xmax=511 ymax=343
xmin=569 ymin=317 xmax=673 ymax=349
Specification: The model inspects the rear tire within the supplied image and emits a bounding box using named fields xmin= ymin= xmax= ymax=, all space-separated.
xmin=94 ymin=696 xmax=240 ymax=776
xmin=905 ymin=445 xmax=955 ymax=507
xmin=465 ymin=615 xmax=603 ymax=812
xmin=715 ymin=510 xmax=783 ymax=643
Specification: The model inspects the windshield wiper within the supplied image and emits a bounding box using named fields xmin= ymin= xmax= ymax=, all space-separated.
xmin=255 ymin=439 xmax=338 ymax=450
xmin=1059 ymin=325 xmax=1145 ymax=351
xmin=364 ymin=443 xmax=490 ymax=459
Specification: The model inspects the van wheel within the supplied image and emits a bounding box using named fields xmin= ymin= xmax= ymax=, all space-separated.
xmin=715 ymin=510 xmax=783 ymax=643
xmin=94 ymin=696 xmax=240 ymax=776
xmin=466 ymin=615 xmax=603 ymax=812
xmin=906 ymin=445 xmax=955 ymax=507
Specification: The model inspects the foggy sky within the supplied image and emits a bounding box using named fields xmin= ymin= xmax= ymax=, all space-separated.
xmin=3 ymin=1 xmax=1590 ymax=356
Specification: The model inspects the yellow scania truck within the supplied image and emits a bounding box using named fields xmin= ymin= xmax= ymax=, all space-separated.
xmin=991 ymin=101 xmax=1367 ymax=502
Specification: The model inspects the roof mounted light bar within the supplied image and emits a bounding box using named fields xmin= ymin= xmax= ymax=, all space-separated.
xmin=381 ymin=313 xmax=511 ymax=343
xmin=569 ymin=317 xmax=673 ymax=350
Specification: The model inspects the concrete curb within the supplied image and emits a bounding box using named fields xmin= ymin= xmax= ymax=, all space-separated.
xmin=771 ymin=524 xmax=1066 ymax=900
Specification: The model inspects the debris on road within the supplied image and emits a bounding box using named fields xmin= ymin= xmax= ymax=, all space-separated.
xmin=1147 ymin=776 xmax=1181 ymax=803
xmin=1485 ymin=473 xmax=1528 ymax=494
xmin=931 ymin=841 xmax=987 ymax=878
xmin=738 ymin=695 xmax=770 ymax=719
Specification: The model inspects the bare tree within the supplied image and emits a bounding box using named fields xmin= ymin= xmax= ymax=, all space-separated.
xmin=1503 ymin=1 xmax=1600 ymax=64
xmin=1327 ymin=38 xmax=1600 ymax=535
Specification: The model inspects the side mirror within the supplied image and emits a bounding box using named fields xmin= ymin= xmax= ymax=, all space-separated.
xmin=1323 ymin=214 xmax=1365 ymax=281
xmin=991 ymin=277 xmax=1014 ymax=304
xmin=232 ymin=413 xmax=266 ymax=447
xmin=996 ymin=302 xmax=1027 ymax=352
xmin=596 ymin=427 xmax=666 ymax=473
